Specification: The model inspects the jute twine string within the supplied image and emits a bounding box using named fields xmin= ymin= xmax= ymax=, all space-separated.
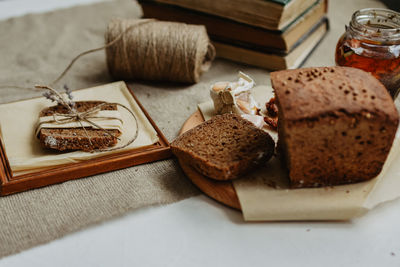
xmin=105 ymin=19 xmax=215 ymax=83
xmin=1 ymin=18 xmax=215 ymax=89
xmin=51 ymin=19 xmax=156 ymax=86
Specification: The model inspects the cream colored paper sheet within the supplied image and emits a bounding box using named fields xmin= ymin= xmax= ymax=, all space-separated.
xmin=198 ymin=85 xmax=400 ymax=221
xmin=0 ymin=81 xmax=159 ymax=175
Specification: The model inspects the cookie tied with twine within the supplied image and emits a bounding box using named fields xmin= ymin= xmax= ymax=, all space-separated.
xmin=35 ymin=85 xmax=138 ymax=152
xmin=105 ymin=19 xmax=216 ymax=83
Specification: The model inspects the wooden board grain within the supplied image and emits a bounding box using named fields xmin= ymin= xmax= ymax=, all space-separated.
xmin=178 ymin=110 xmax=241 ymax=210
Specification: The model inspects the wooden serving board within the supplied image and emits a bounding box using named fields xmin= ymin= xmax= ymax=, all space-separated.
xmin=179 ymin=110 xmax=241 ymax=210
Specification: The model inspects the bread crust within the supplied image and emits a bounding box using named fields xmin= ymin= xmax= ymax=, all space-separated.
xmin=271 ymin=66 xmax=398 ymax=123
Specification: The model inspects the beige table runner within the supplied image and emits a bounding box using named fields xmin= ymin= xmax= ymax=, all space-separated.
xmin=0 ymin=0 xmax=387 ymax=259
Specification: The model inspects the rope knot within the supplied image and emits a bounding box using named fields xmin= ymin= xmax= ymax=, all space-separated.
xmin=75 ymin=113 xmax=83 ymax=121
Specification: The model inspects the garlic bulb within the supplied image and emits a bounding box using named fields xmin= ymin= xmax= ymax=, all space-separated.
xmin=210 ymin=72 xmax=259 ymax=116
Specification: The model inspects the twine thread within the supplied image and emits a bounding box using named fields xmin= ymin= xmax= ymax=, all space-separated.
xmin=105 ymin=19 xmax=215 ymax=83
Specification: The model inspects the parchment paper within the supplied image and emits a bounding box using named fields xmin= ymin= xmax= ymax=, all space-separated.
xmin=199 ymin=85 xmax=400 ymax=221
xmin=0 ymin=81 xmax=159 ymax=175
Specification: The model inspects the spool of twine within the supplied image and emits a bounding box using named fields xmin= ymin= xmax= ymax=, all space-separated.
xmin=105 ymin=19 xmax=216 ymax=83
xmin=1 ymin=19 xmax=216 ymax=89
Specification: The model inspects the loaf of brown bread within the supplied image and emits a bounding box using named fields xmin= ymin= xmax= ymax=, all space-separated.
xmin=171 ymin=113 xmax=275 ymax=180
xmin=271 ymin=66 xmax=399 ymax=188
xmin=38 ymin=101 xmax=121 ymax=151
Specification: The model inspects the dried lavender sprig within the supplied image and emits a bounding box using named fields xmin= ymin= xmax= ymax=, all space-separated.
xmin=42 ymin=91 xmax=63 ymax=105
xmin=64 ymin=84 xmax=76 ymax=109
xmin=64 ymin=84 xmax=73 ymax=101
xmin=35 ymin=85 xmax=73 ymax=113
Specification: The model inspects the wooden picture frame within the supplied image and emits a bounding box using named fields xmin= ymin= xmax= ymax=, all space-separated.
xmin=0 ymin=84 xmax=171 ymax=196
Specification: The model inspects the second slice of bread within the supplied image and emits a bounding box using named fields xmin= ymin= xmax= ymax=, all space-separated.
xmin=171 ymin=113 xmax=275 ymax=180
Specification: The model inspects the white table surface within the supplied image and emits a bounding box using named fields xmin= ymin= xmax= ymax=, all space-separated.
xmin=1 ymin=1 xmax=400 ymax=266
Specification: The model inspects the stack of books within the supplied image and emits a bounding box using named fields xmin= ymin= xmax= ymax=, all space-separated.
xmin=138 ymin=0 xmax=329 ymax=70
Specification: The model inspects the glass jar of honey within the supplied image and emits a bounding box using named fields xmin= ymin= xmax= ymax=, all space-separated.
xmin=335 ymin=8 xmax=400 ymax=99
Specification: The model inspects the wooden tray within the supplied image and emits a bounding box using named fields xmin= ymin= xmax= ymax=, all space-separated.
xmin=179 ymin=110 xmax=241 ymax=210
xmin=0 ymin=84 xmax=171 ymax=196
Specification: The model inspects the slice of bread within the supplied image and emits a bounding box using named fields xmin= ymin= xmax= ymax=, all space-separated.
xmin=38 ymin=101 xmax=121 ymax=152
xmin=171 ymin=113 xmax=275 ymax=180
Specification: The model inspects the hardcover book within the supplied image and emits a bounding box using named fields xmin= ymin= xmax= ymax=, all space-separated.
xmin=147 ymin=0 xmax=320 ymax=30
xmin=212 ymin=18 xmax=329 ymax=70
xmin=140 ymin=0 xmax=327 ymax=52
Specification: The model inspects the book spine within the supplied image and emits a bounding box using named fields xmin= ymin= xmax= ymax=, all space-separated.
xmin=140 ymin=0 xmax=326 ymax=52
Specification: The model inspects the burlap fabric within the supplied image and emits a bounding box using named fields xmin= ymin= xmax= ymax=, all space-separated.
xmin=0 ymin=0 xmax=386 ymax=258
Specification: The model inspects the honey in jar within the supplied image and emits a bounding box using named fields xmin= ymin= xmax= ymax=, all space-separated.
xmin=336 ymin=8 xmax=400 ymax=99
